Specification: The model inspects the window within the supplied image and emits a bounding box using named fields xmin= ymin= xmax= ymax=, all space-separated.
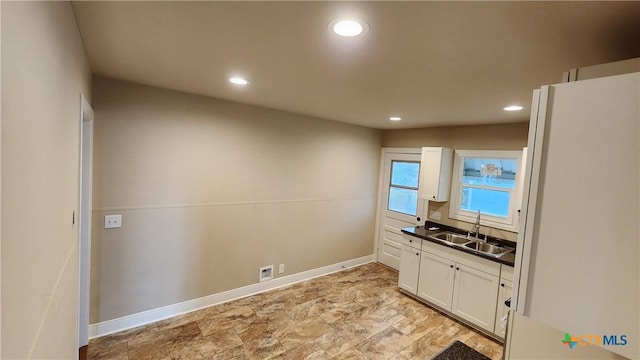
xmin=449 ymin=150 xmax=525 ymax=232
xmin=388 ymin=161 xmax=420 ymax=216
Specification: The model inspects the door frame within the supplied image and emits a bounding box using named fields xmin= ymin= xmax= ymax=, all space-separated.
xmin=77 ymin=94 xmax=94 ymax=349
xmin=373 ymin=147 xmax=423 ymax=263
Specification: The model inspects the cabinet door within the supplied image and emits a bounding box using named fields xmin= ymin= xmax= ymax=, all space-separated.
xmin=418 ymin=147 xmax=453 ymax=202
xmin=451 ymin=263 xmax=500 ymax=332
xmin=418 ymin=148 xmax=442 ymax=201
xmin=494 ymin=279 xmax=513 ymax=338
xmin=398 ymin=245 xmax=421 ymax=294
xmin=417 ymin=251 xmax=455 ymax=311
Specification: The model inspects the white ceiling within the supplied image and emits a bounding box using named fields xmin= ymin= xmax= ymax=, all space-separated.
xmin=71 ymin=1 xmax=640 ymax=130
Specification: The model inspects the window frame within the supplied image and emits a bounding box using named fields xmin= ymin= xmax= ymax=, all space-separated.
xmin=387 ymin=160 xmax=421 ymax=216
xmin=449 ymin=149 xmax=525 ymax=232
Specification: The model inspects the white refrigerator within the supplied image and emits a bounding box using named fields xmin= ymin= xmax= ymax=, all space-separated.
xmin=506 ymin=72 xmax=639 ymax=359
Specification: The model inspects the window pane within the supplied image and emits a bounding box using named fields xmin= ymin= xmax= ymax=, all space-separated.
xmin=462 ymin=157 xmax=517 ymax=189
xmin=461 ymin=186 xmax=510 ymax=218
xmin=388 ymin=187 xmax=418 ymax=216
xmin=391 ymin=161 xmax=420 ymax=188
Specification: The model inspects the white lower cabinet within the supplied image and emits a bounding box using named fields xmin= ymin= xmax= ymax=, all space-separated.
xmin=451 ymin=263 xmax=500 ymax=332
xmin=494 ymin=279 xmax=513 ymax=338
xmin=399 ymin=236 xmax=505 ymax=337
xmin=417 ymin=251 xmax=455 ymax=310
xmin=398 ymin=245 xmax=421 ymax=294
xmin=494 ymin=266 xmax=514 ymax=338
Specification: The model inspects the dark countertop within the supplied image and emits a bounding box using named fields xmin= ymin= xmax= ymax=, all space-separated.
xmin=401 ymin=221 xmax=516 ymax=267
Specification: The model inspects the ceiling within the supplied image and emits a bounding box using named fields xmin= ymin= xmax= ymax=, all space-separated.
xmin=71 ymin=1 xmax=640 ymax=130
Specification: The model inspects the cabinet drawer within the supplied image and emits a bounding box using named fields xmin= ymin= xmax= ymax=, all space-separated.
xmin=500 ymin=265 xmax=514 ymax=282
xmin=401 ymin=234 xmax=422 ymax=250
xmin=422 ymin=239 xmax=500 ymax=276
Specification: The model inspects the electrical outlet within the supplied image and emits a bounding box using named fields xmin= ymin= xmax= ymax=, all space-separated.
xmin=278 ymin=264 xmax=285 ymax=274
xmin=430 ymin=211 xmax=442 ymax=220
xmin=104 ymin=214 xmax=122 ymax=229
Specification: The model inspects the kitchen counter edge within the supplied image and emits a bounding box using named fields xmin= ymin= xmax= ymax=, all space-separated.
xmin=401 ymin=225 xmax=516 ymax=267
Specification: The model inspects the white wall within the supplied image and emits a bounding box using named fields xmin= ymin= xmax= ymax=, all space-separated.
xmin=90 ymin=77 xmax=382 ymax=323
xmin=1 ymin=2 xmax=92 ymax=358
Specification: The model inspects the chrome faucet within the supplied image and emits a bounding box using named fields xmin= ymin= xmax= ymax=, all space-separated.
xmin=474 ymin=210 xmax=484 ymax=241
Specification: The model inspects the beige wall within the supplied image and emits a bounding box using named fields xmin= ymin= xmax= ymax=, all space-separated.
xmin=90 ymin=77 xmax=382 ymax=323
xmin=1 ymin=2 xmax=92 ymax=358
xmin=383 ymin=123 xmax=529 ymax=241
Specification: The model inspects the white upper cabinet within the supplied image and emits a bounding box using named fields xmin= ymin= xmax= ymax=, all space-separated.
xmin=418 ymin=147 xmax=454 ymax=202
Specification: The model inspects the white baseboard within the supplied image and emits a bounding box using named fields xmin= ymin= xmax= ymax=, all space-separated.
xmin=89 ymin=254 xmax=373 ymax=339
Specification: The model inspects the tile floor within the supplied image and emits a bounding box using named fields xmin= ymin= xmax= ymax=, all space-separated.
xmin=88 ymin=263 xmax=503 ymax=360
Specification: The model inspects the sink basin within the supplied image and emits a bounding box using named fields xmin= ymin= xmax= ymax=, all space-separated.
xmin=464 ymin=241 xmax=513 ymax=256
xmin=430 ymin=232 xmax=470 ymax=245
xmin=426 ymin=231 xmax=514 ymax=258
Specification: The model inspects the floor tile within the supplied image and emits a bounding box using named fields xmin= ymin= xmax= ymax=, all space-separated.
xmin=235 ymin=310 xmax=295 ymax=343
xmin=271 ymin=342 xmax=330 ymax=360
xmin=211 ymin=345 xmax=245 ymax=360
xmin=89 ymin=323 xmax=158 ymax=349
xmin=157 ymin=306 xmax=219 ymax=331
xmin=168 ymin=328 xmax=242 ymax=359
xmin=399 ymin=318 xmax=472 ymax=360
xmin=354 ymin=303 xmax=407 ymax=333
xmin=318 ymin=301 xmax=366 ymax=324
xmin=356 ymin=327 xmax=414 ymax=359
xmin=274 ymin=316 xmax=333 ymax=350
xmin=285 ymin=297 xmax=335 ymax=321
xmin=252 ymin=291 xmax=298 ymax=317
xmin=87 ymin=262 xmax=503 ymax=360
xmin=87 ymin=341 xmax=128 ymax=360
xmin=127 ymin=322 xmax=201 ymax=359
xmin=314 ymin=319 xmax=371 ymax=357
xmin=392 ymin=306 xmax=446 ymax=340
xmin=464 ymin=333 xmax=504 ymax=360
xmin=388 ymin=353 xmax=408 ymax=360
xmin=330 ymin=348 xmax=368 ymax=360
xmin=197 ymin=305 xmax=255 ymax=336
xmin=242 ymin=333 xmax=287 ymax=360
xmin=323 ymin=286 xmax=365 ymax=306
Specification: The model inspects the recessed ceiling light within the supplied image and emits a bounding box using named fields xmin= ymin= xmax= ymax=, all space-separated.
xmin=389 ymin=116 xmax=402 ymax=121
xmin=229 ymin=77 xmax=249 ymax=86
xmin=330 ymin=19 xmax=368 ymax=37
xmin=503 ymin=105 xmax=525 ymax=111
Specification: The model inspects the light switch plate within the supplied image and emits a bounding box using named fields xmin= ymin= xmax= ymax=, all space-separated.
xmin=104 ymin=214 xmax=122 ymax=229
xmin=430 ymin=211 xmax=442 ymax=220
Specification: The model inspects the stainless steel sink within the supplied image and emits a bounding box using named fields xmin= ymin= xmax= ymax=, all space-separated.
xmin=427 ymin=231 xmax=514 ymax=258
xmin=430 ymin=232 xmax=470 ymax=245
xmin=464 ymin=241 xmax=513 ymax=257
